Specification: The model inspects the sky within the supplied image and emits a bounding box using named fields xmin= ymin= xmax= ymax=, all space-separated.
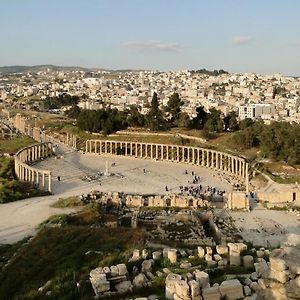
xmin=1 ymin=0 xmax=300 ymax=75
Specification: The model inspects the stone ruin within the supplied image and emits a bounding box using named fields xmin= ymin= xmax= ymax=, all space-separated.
xmin=89 ymin=240 xmax=300 ymax=299
xmin=81 ymin=191 xmax=210 ymax=209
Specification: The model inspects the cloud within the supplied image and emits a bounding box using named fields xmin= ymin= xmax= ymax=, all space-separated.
xmin=291 ymin=39 xmax=300 ymax=46
xmin=232 ymin=36 xmax=253 ymax=45
xmin=122 ymin=40 xmax=183 ymax=52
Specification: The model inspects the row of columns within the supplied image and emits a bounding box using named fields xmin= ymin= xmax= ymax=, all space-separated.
xmin=14 ymin=143 xmax=53 ymax=192
xmin=85 ymin=139 xmax=249 ymax=184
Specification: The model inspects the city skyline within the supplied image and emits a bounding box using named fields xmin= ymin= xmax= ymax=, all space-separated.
xmin=1 ymin=0 xmax=300 ymax=75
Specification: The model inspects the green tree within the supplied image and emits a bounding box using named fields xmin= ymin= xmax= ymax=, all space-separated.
xmin=203 ymin=108 xmax=223 ymax=132
xmin=223 ymin=111 xmax=239 ymax=131
xmin=126 ymin=105 xmax=145 ymax=127
xmin=165 ymin=93 xmax=184 ymax=126
xmin=146 ymin=92 xmax=165 ymax=131
xmin=177 ymin=112 xmax=191 ymax=128
xmin=192 ymin=106 xmax=207 ymax=129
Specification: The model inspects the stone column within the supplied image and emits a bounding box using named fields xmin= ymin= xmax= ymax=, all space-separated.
xmin=201 ymin=150 xmax=205 ymax=166
xmin=156 ymin=144 xmax=158 ymax=159
xmin=177 ymin=146 xmax=180 ymax=162
xmin=206 ymin=151 xmax=210 ymax=168
xmin=36 ymin=171 xmax=39 ymax=185
xmin=150 ymin=144 xmax=153 ymax=159
xmin=48 ymin=173 xmax=52 ymax=192
xmin=161 ymin=145 xmax=164 ymax=160
xmin=182 ymin=147 xmax=185 ymax=163
xmin=245 ymin=163 xmax=249 ymax=194
xmin=42 ymin=172 xmax=45 ymax=188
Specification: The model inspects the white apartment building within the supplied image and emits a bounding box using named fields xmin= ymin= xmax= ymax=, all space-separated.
xmin=238 ymin=103 xmax=275 ymax=120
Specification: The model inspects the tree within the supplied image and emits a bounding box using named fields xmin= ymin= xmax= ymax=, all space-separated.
xmin=192 ymin=106 xmax=207 ymax=129
xmin=223 ymin=111 xmax=239 ymax=131
xmin=126 ymin=105 xmax=145 ymax=127
xmin=65 ymin=105 xmax=81 ymax=119
xmin=146 ymin=92 xmax=165 ymax=131
xmin=203 ymin=108 xmax=223 ymax=132
xmin=239 ymin=118 xmax=254 ymax=130
xmin=177 ymin=112 xmax=191 ymax=128
xmin=165 ymin=93 xmax=184 ymax=126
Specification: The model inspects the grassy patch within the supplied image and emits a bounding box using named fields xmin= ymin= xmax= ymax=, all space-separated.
xmin=0 ymin=157 xmax=49 ymax=203
xmin=51 ymin=196 xmax=83 ymax=208
xmin=0 ymin=136 xmax=35 ymax=155
xmin=0 ymin=226 xmax=145 ymax=300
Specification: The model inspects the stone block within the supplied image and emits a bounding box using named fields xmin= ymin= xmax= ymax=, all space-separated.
xmin=243 ymin=255 xmax=254 ymax=269
xmin=168 ymin=249 xmax=177 ymax=263
xmin=205 ymin=254 xmax=212 ymax=262
xmin=216 ymin=245 xmax=228 ymax=255
xmin=250 ymin=281 xmax=258 ymax=292
xmin=254 ymin=259 xmax=268 ymax=278
xmin=114 ymin=280 xmax=133 ymax=294
xmin=142 ymin=249 xmax=149 ymax=259
xmin=244 ymin=285 xmax=251 ymax=296
xmin=189 ymin=280 xmax=200 ymax=297
xmin=116 ymin=263 xmax=128 ymax=276
xmin=219 ymin=279 xmax=244 ymax=300
xmin=269 ymin=256 xmax=287 ymax=272
xmin=194 ymin=270 xmax=209 ymax=289
xmin=268 ymin=268 xmax=289 ymax=283
xmin=175 ymin=280 xmax=190 ymax=299
xmin=133 ymin=273 xmax=148 ymax=288
xmin=152 ymin=251 xmax=162 ymax=261
xmin=198 ymin=246 xmax=205 ymax=258
xmin=132 ymin=249 xmax=140 ymax=260
xmin=180 ymin=261 xmax=192 ymax=269
xmin=142 ymin=259 xmax=154 ymax=273
xmin=256 ymin=250 xmax=264 ymax=258
xmin=202 ymin=286 xmax=221 ymax=300
xmin=213 ymin=254 xmax=222 ymax=261
xmin=165 ymin=273 xmax=182 ymax=300
xmin=110 ymin=265 xmax=119 ymax=277
xmin=206 ymin=247 xmax=213 ymax=255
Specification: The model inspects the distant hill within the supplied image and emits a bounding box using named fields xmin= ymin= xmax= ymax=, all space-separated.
xmin=0 ymin=65 xmax=101 ymax=74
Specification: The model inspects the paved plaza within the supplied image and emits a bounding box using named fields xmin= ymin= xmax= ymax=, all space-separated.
xmin=1 ymin=145 xmax=300 ymax=247
xmin=0 ymin=146 xmax=231 ymax=244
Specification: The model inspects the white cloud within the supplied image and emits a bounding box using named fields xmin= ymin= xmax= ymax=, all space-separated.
xmin=232 ymin=36 xmax=253 ymax=45
xmin=291 ymin=39 xmax=300 ymax=46
xmin=122 ymin=40 xmax=183 ymax=52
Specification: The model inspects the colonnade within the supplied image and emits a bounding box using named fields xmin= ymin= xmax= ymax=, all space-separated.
xmin=85 ymin=140 xmax=249 ymax=191
xmin=14 ymin=142 xmax=53 ymax=192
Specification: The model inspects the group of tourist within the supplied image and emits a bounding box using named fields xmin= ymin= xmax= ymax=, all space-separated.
xmin=180 ymin=184 xmax=225 ymax=198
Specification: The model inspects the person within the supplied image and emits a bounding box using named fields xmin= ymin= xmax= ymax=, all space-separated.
xmin=165 ymin=186 xmax=168 ymax=191
xmin=143 ymin=169 xmax=146 ymax=173
xmin=57 ymin=176 xmax=61 ymax=181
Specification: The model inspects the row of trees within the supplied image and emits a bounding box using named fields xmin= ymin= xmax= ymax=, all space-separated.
xmin=68 ymin=92 xmax=300 ymax=164
xmin=233 ymin=121 xmax=300 ymax=164
xmin=71 ymin=92 xmax=239 ymax=134
xmin=43 ymin=94 xmax=79 ymax=110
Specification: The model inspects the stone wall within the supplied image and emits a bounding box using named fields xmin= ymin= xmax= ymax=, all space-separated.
xmin=256 ymin=190 xmax=300 ymax=208
xmin=83 ymin=191 xmax=210 ymax=209
xmin=226 ymin=191 xmax=250 ymax=210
